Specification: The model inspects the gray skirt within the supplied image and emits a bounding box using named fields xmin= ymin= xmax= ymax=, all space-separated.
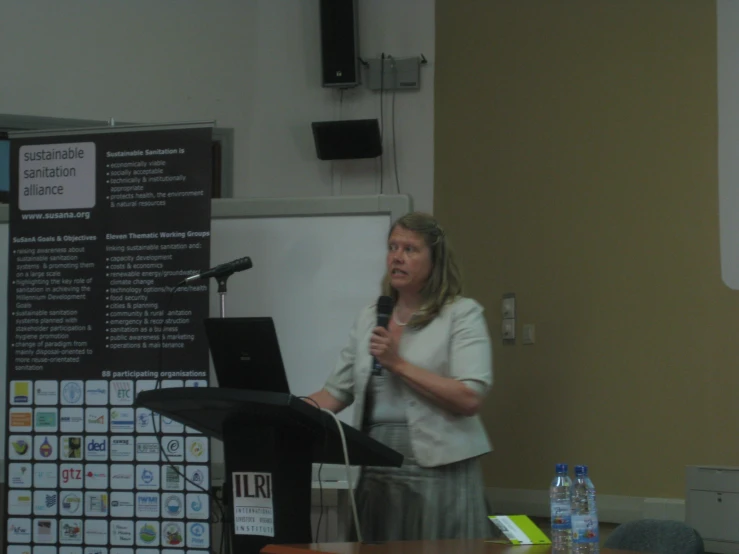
xmin=352 ymin=422 xmax=496 ymax=542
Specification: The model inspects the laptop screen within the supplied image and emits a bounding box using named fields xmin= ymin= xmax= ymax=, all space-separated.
xmin=203 ymin=317 xmax=291 ymax=394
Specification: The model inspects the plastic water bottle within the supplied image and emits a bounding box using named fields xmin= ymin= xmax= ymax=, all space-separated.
xmin=572 ymin=465 xmax=599 ymax=553
xmin=549 ymin=463 xmax=572 ymax=551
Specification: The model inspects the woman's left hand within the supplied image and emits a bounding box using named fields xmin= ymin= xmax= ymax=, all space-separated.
xmin=370 ymin=326 xmax=402 ymax=372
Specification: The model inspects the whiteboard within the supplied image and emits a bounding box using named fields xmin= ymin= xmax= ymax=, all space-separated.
xmin=0 ymin=195 xmax=411 ymax=477
xmin=209 ymin=216 xmax=386 ymax=407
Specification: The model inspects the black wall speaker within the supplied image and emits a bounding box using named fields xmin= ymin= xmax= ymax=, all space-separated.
xmin=319 ymin=0 xmax=360 ymax=88
xmin=311 ymin=119 xmax=382 ymax=160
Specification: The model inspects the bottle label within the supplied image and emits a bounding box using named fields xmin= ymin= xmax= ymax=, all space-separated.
xmin=550 ymin=501 xmax=571 ymax=529
xmin=572 ymin=514 xmax=599 ymax=543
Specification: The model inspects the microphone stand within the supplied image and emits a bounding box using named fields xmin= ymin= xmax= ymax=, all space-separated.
xmin=214 ymin=271 xmax=233 ymax=549
xmin=216 ymin=273 xmax=232 ymax=319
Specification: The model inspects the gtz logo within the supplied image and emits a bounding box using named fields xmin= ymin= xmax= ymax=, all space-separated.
xmin=61 ymin=468 xmax=82 ymax=484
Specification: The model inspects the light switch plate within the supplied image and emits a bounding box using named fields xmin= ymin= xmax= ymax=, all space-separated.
xmin=502 ymin=319 xmax=515 ymax=340
xmin=522 ymin=324 xmax=535 ymax=345
xmin=502 ymin=294 xmax=516 ymax=318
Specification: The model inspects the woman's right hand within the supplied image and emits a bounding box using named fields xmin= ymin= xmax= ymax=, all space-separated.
xmin=304 ymin=388 xmax=347 ymax=413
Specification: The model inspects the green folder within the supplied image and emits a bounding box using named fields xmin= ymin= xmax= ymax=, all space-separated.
xmin=488 ymin=515 xmax=552 ymax=545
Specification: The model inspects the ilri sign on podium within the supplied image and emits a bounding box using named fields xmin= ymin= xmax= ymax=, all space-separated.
xmin=136 ymin=387 xmax=403 ymax=554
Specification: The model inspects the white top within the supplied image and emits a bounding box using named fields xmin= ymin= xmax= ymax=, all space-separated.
xmin=365 ymin=371 xmax=408 ymax=424
xmin=324 ymin=296 xmax=494 ymax=467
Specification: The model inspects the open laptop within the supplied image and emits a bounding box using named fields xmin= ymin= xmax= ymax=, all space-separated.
xmin=203 ymin=317 xmax=291 ymax=394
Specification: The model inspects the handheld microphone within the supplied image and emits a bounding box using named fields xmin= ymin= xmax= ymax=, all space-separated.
xmin=183 ymin=256 xmax=253 ymax=283
xmin=372 ymin=295 xmax=394 ymax=376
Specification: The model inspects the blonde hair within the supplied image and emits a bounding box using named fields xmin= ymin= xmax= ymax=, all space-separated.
xmin=381 ymin=212 xmax=463 ymax=329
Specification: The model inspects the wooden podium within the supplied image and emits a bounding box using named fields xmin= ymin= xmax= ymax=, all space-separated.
xmin=136 ymin=387 xmax=403 ymax=554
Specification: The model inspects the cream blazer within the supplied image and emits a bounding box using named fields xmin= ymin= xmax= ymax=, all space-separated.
xmin=324 ymin=296 xmax=493 ymax=468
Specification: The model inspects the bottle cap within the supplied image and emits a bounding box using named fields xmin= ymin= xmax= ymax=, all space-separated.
xmin=556 ymin=463 xmax=568 ymax=473
xmin=575 ymin=465 xmax=588 ymax=476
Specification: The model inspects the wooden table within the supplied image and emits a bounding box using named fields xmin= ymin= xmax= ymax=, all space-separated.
xmin=262 ymin=539 xmax=636 ymax=554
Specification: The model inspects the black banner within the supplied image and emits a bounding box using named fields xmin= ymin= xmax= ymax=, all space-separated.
xmin=4 ymin=125 xmax=213 ymax=553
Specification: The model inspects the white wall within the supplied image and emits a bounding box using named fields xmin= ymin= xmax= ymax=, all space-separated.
xmin=0 ymin=0 xmax=435 ymax=212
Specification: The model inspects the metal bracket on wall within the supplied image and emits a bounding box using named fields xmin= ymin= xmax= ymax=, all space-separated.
xmin=362 ymin=53 xmax=428 ymax=91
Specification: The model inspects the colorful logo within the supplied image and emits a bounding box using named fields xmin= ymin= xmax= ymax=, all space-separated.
xmin=35 ymin=411 xmax=57 ymax=428
xmin=36 ymin=520 xmax=53 ymax=536
xmin=62 ymin=493 xmax=82 ymax=514
xmin=61 ymin=521 xmax=82 ymax=540
xmin=13 ymin=382 xmax=30 ymax=403
xmin=139 ymin=523 xmax=157 ymax=543
xmin=165 ymin=495 xmax=182 ymax=517
xmin=189 ymin=440 xmax=204 ymax=457
xmin=12 ymin=440 xmax=29 ymax=455
xmin=164 ymin=523 xmax=183 ymax=546
xmin=64 ymin=437 xmax=82 ymax=459
xmin=61 ymin=466 xmax=83 ymax=485
xmin=87 ymin=414 xmax=105 ymax=425
xmin=87 ymin=493 xmax=108 ymax=513
xmin=10 ymin=411 xmax=32 ymax=428
xmin=39 ymin=437 xmax=53 ymax=458
xmin=111 ymin=408 xmax=135 ymax=431
xmin=11 ymin=494 xmax=32 ymax=511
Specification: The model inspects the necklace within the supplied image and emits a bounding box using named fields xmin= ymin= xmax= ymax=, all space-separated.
xmin=393 ymin=312 xmax=416 ymax=326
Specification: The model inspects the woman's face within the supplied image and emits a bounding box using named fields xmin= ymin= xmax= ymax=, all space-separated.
xmin=386 ymin=226 xmax=432 ymax=296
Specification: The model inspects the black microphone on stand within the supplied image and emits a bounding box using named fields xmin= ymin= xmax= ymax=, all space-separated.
xmin=182 ymin=256 xmax=253 ymax=283
xmin=372 ymin=295 xmax=395 ymax=376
